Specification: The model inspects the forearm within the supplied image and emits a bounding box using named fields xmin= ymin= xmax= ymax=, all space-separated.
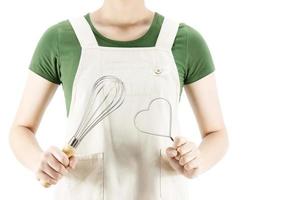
xmin=196 ymin=129 xmax=229 ymax=175
xmin=9 ymin=125 xmax=43 ymax=172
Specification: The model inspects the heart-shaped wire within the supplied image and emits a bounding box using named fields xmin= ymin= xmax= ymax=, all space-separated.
xmin=133 ymin=97 xmax=174 ymax=141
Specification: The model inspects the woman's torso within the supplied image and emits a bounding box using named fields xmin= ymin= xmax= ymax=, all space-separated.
xmin=29 ymin=11 xmax=215 ymax=117
xmin=53 ymin=13 xmax=189 ymax=200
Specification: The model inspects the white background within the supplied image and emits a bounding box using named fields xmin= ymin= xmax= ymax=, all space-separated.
xmin=1 ymin=0 xmax=300 ymax=199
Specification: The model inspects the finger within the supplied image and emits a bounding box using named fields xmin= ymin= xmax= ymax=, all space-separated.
xmin=183 ymin=167 xmax=198 ymax=179
xmin=179 ymin=149 xmax=198 ymax=166
xmin=175 ymin=154 xmax=181 ymax=160
xmin=49 ymin=146 xmax=69 ymax=167
xmin=47 ymin=154 xmax=68 ymax=175
xmin=69 ymin=156 xmax=78 ymax=169
xmin=177 ymin=142 xmax=196 ymax=156
xmin=37 ymin=171 xmax=57 ymax=185
xmin=175 ymin=149 xmax=182 ymax=160
xmin=173 ymin=137 xmax=187 ymax=149
xmin=166 ymin=147 xmax=178 ymax=158
xmin=42 ymin=163 xmax=63 ymax=180
xmin=175 ymin=150 xmax=181 ymax=160
xmin=184 ymin=157 xmax=200 ymax=171
xmin=165 ymin=154 xmax=183 ymax=174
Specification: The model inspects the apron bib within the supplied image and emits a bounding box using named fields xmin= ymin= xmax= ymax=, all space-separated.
xmin=54 ymin=15 xmax=189 ymax=200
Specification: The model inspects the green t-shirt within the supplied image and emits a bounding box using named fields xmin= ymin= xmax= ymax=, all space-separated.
xmin=29 ymin=12 xmax=215 ymax=116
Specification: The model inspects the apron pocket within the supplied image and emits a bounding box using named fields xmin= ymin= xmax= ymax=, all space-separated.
xmin=160 ymin=149 xmax=190 ymax=200
xmin=66 ymin=152 xmax=104 ymax=200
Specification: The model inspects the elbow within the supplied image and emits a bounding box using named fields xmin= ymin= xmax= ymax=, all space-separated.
xmin=8 ymin=123 xmax=17 ymax=152
xmin=8 ymin=122 xmax=35 ymax=151
xmin=8 ymin=122 xmax=20 ymax=151
xmin=220 ymin=127 xmax=229 ymax=157
xmin=205 ymin=127 xmax=229 ymax=156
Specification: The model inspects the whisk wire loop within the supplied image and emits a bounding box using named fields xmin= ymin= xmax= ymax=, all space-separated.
xmin=68 ymin=75 xmax=126 ymax=148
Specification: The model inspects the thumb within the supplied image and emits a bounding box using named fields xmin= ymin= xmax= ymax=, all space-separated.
xmin=165 ymin=147 xmax=183 ymax=174
xmin=68 ymin=156 xmax=78 ymax=170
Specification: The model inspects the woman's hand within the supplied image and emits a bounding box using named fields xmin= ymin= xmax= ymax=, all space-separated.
xmin=35 ymin=146 xmax=78 ymax=185
xmin=8 ymin=72 xmax=79 ymax=186
xmin=165 ymin=74 xmax=229 ymax=179
xmin=165 ymin=137 xmax=201 ymax=179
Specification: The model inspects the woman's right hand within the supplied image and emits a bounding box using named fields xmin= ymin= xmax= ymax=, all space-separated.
xmin=8 ymin=72 xmax=78 ymax=187
xmin=35 ymin=146 xmax=77 ymax=186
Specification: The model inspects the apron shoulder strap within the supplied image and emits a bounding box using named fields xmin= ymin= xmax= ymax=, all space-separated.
xmin=155 ymin=17 xmax=180 ymax=50
xmin=69 ymin=15 xmax=179 ymax=49
xmin=69 ymin=16 xmax=98 ymax=48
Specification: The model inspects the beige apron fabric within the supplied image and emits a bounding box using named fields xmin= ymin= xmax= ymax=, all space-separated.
xmin=53 ymin=14 xmax=189 ymax=200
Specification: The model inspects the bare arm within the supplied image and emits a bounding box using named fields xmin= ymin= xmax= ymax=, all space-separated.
xmin=166 ymin=72 xmax=229 ymax=178
xmin=9 ymin=70 xmax=58 ymax=170
xmin=9 ymin=71 xmax=76 ymax=186
xmin=184 ymin=72 xmax=228 ymax=173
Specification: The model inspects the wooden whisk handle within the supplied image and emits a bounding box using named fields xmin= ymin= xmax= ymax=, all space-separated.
xmin=62 ymin=145 xmax=76 ymax=158
xmin=40 ymin=145 xmax=76 ymax=188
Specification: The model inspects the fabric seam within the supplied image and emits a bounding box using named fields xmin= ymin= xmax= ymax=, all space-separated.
xmin=184 ymin=24 xmax=189 ymax=83
xmin=56 ymin=24 xmax=62 ymax=84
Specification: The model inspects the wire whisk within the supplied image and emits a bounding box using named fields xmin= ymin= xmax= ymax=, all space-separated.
xmin=68 ymin=75 xmax=126 ymax=148
xmin=41 ymin=75 xmax=125 ymax=188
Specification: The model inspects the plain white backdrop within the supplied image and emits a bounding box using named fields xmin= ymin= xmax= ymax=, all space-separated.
xmin=1 ymin=0 xmax=300 ymax=199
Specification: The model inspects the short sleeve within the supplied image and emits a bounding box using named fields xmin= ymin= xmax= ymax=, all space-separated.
xmin=28 ymin=24 xmax=61 ymax=84
xmin=183 ymin=24 xmax=215 ymax=85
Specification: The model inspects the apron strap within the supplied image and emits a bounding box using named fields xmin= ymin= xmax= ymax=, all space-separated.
xmin=155 ymin=17 xmax=180 ymax=50
xmin=69 ymin=15 xmax=179 ymax=49
xmin=69 ymin=16 xmax=99 ymax=48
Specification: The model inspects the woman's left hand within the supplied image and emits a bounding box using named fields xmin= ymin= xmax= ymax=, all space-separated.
xmin=165 ymin=136 xmax=201 ymax=179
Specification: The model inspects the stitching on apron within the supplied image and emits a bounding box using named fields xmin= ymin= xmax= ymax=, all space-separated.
xmin=103 ymin=152 xmax=105 ymax=200
xmin=160 ymin=148 xmax=162 ymax=198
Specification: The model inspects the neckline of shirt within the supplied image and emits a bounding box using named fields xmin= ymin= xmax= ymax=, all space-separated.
xmin=84 ymin=11 xmax=162 ymax=47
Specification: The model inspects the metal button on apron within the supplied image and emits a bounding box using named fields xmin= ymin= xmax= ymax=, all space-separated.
xmin=154 ymin=68 xmax=162 ymax=75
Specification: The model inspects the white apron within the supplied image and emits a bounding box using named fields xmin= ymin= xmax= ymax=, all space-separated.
xmin=54 ymin=14 xmax=189 ymax=200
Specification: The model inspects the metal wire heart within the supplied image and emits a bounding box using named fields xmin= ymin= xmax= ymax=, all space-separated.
xmin=133 ymin=97 xmax=174 ymax=141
